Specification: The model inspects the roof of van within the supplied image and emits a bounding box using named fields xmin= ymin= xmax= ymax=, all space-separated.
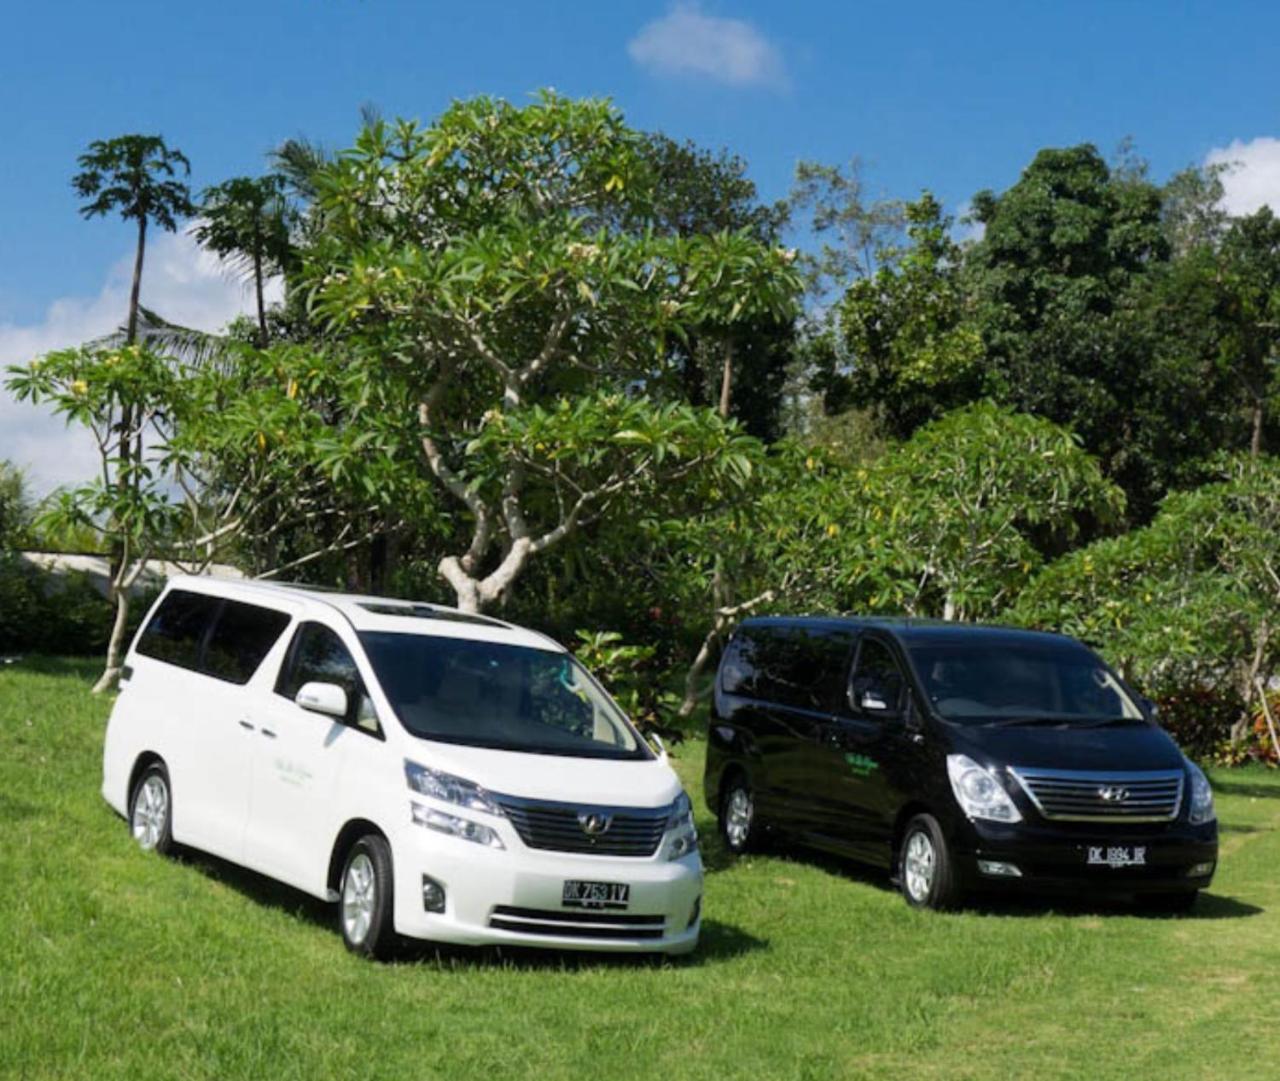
xmin=738 ymin=614 xmax=1084 ymax=650
xmin=163 ymin=575 xmax=565 ymax=652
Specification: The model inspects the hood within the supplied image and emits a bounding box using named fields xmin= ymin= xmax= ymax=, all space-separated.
xmin=405 ymin=739 xmax=683 ymax=809
xmin=949 ymin=720 xmax=1185 ymax=772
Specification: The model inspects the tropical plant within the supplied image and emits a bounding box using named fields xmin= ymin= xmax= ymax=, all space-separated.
xmin=194 ymin=175 xmax=296 ymax=345
xmin=229 ymin=92 xmax=801 ymax=612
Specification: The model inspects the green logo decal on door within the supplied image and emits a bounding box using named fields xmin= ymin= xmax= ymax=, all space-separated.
xmin=845 ymin=753 xmax=879 ymax=777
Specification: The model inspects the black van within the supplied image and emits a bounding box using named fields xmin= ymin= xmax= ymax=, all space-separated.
xmin=704 ymin=617 xmax=1218 ymax=911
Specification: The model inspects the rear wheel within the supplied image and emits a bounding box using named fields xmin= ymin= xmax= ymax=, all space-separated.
xmin=129 ymin=763 xmax=174 ymax=856
xmin=898 ymin=814 xmax=962 ymax=910
xmin=719 ymin=775 xmax=761 ymax=855
xmin=339 ymin=834 xmax=396 ymax=959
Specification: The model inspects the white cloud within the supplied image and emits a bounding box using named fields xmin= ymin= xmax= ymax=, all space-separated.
xmin=0 ymin=230 xmax=283 ymax=498
xmin=627 ymin=4 xmax=787 ymax=90
xmin=1204 ymin=136 xmax=1280 ymax=216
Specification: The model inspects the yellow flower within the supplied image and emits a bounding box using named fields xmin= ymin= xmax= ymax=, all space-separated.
xmin=825 ymin=523 xmax=840 ymax=538
xmin=70 ymin=379 xmax=88 ymax=396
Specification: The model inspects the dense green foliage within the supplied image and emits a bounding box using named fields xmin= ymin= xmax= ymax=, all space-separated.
xmin=9 ymin=100 xmax=1280 ymax=750
xmin=3 ymin=662 xmax=1280 ymax=1081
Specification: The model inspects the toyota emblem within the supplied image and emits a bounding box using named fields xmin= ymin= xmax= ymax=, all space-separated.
xmin=578 ymin=812 xmax=613 ymax=836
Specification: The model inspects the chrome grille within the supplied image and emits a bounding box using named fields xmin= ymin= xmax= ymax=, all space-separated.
xmin=489 ymin=905 xmax=666 ymax=940
xmin=1010 ymin=767 xmax=1185 ymax=822
xmin=493 ymin=794 xmax=670 ymax=857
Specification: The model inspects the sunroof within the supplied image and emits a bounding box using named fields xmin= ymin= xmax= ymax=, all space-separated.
xmin=357 ymin=602 xmax=505 ymax=627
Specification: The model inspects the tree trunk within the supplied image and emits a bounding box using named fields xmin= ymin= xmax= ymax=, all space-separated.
xmin=92 ymin=586 xmax=131 ymax=695
xmin=127 ymin=218 xmax=146 ymax=345
xmin=253 ymin=247 xmax=268 ymax=348
xmin=678 ymin=625 xmax=721 ymax=718
xmin=718 ymin=341 xmax=734 ymax=418
xmin=1250 ymin=398 xmax=1264 ymax=457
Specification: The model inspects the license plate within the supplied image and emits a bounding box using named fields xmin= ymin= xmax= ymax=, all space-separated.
xmin=562 ymin=880 xmax=630 ymax=910
xmin=1086 ymin=845 xmax=1147 ymax=869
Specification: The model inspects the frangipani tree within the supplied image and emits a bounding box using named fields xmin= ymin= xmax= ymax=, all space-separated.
xmin=236 ymin=92 xmax=801 ymax=612
xmin=6 ymin=346 xmax=185 ymax=691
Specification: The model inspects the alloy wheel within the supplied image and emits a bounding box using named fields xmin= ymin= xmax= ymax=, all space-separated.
xmin=903 ymin=830 xmax=936 ymax=903
xmin=131 ymin=775 xmax=169 ymax=851
xmin=342 ymin=852 xmax=376 ymax=945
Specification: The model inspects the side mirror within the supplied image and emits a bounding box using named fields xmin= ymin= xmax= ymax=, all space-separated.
xmin=861 ymin=690 xmax=890 ymax=712
xmin=295 ymin=681 xmax=348 ymax=719
xmin=650 ymin=731 xmax=669 ymax=761
xmin=1139 ymin=695 xmax=1159 ymax=721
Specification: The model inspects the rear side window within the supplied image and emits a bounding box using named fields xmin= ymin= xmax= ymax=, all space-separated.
xmin=136 ymin=590 xmax=220 ymax=671
xmin=727 ymin=625 xmax=856 ymax=712
xmin=203 ymin=600 xmax=292 ymax=685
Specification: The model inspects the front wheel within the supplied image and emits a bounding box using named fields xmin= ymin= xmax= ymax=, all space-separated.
xmin=339 ymin=834 xmax=396 ymax=959
xmin=898 ymin=814 xmax=962 ymax=910
xmin=719 ymin=775 xmax=761 ymax=855
xmin=130 ymin=763 xmax=174 ymax=856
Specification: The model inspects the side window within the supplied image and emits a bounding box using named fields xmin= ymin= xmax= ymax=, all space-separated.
xmin=753 ymin=626 xmax=856 ymax=712
xmin=276 ymin=623 xmax=380 ymax=736
xmin=848 ymin=638 xmax=906 ymax=717
xmin=202 ymin=600 xmax=292 ymax=685
xmin=136 ymin=590 xmax=220 ymax=671
xmin=719 ymin=634 xmax=757 ymax=695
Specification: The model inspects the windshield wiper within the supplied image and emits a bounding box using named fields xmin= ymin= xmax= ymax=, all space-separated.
xmin=985 ymin=715 xmax=1076 ymax=728
xmin=1076 ymin=716 xmax=1145 ymax=728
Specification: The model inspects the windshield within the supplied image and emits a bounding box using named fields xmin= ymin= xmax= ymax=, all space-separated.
xmin=359 ymin=632 xmax=649 ymax=759
xmin=905 ymin=640 xmax=1144 ymax=726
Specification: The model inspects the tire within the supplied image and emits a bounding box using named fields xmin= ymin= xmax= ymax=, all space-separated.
xmin=719 ymin=773 xmax=761 ymax=855
xmin=898 ymin=813 xmax=962 ymax=910
xmin=339 ymin=834 xmax=396 ymax=959
xmin=129 ymin=763 xmax=174 ymax=856
xmin=1138 ymin=890 xmax=1199 ymax=916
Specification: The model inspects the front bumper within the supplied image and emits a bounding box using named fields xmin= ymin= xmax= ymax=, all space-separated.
xmin=390 ymin=822 xmax=703 ymax=954
xmin=952 ymin=817 xmax=1219 ymax=896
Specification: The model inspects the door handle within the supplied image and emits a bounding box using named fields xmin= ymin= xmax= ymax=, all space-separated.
xmin=260 ymin=727 xmax=278 ymax=739
xmin=238 ymin=719 xmax=255 ymax=732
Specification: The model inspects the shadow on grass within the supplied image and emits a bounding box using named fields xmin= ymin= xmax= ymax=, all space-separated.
xmin=178 ymin=847 xmax=766 ymax=968
xmin=1213 ymin=779 xmax=1280 ymax=800
xmin=965 ymin=890 xmax=1262 ymax=921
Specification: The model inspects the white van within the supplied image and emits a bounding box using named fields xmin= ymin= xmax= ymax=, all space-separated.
xmin=103 ymin=577 xmax=702 ymax=958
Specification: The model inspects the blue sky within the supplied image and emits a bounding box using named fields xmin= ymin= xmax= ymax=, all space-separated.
xmin=3 ymin=0 xmax=1280 ymax=491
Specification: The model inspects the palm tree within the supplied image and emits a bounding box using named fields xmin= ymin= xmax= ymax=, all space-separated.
xmin=72 ymin=135 xmax=194 ymax=345
xmin=193 ymin=175 xmax=297 ymax=347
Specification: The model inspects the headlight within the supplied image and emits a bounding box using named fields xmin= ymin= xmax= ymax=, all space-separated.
xmin=947 ymin=755 xmax=1022 ymax=823
xmin=404 ymin=759 xmax=502 ymax=815
xmin=1186 ymin=759 xmax=1216 ymax=825
xmin=411 ymin=802 xmax=504 ymax=848
xmin=663 ymin=791 xmax=699 ymax=861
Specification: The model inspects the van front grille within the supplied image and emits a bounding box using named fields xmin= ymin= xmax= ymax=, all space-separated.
xmin=492 ymin=794 xmax=670 ymax=857
xmin=489 ymin=905 xmax=666 ymax=940
xmin=1009 ymin=767 xmax=1184 ymax=822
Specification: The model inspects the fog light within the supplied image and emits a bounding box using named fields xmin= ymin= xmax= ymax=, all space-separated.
xmin=977 ymin=859 xmax=1023 ymax=878
xmin=421 ymin=874 xmax=446 ymax=913
xmin=687 ymin=894 xmax=702 ymax=930
xmin=1186 ymin=861 xmax=1215 ymax=878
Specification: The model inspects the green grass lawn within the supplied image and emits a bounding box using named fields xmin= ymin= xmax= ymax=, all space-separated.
xmin=3 ymin=657 xmax=1280 ymax=1081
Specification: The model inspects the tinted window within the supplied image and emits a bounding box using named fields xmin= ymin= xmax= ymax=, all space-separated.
xmin=277 ymin=623 xmax=379 ymax=734
xmin=733 ymin=625 xmax=855 ymax=712
xmin=136 ymin=590 xmax=220 ymax=670
xmin=719 ymin=635 xmax=756 ymax=695
xmin=203 ymin=600 xmax=291 ymax=685
xmin=848 ymin=638 xmax=906 ymax=716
